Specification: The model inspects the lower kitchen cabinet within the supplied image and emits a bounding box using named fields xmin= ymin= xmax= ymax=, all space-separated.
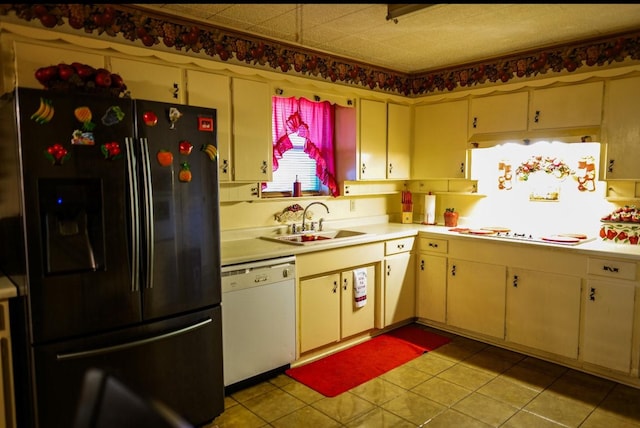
xmin=299 ymin=266 xmax=377 ymax=353
xmin=506 ymin=268 xmax=581 ymax=359
xmin=416 ymin=235 xmax=448 ymax=323
xmin=447 ymin=259 xmax=506 ymax=339
xmin=384 ymin=237 xmax=416 ymax=326
xmin=581 ymin=257 xmax=638 ymax=373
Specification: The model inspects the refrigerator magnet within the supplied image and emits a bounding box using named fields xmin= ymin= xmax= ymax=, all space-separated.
xmin=198 ymin=116 xmax=214 ymax=132
xmin=143 ymin=111 xmax=158 ymax=126
xmin=102 ymin=106 xmax=125 ymax=126
xmin=179 ymin=140 xmax=193 ymax=155
xmin=31 ymin=97 xmax=54 ymax=124
xmin=101 ymin=142 xmax=122 ymax=160
xmin=168 ymin=107 xmax=182 ymax=129
xmin=74 ymin=106 xmax=96 ymax=131
xmin=45 ymin=143 xmax=70 ymax=165
xmin=157 ymin=150 xmax=173 ymax=167
xmin=202 ymin=143 xmax=217 ymax=161
xmin=71 ymin=129 xmax=95 ymax=146
xmin=179 ymin=162 xmax=192 ymax=182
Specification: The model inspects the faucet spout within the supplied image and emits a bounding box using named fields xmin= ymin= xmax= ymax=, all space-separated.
xmin=302 ymin=202 xmax=329 ymax=232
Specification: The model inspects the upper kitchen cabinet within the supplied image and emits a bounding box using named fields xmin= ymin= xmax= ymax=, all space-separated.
xmin=529 ymin=81 xmax=604 ymax=131
xmin=13 ymin=42 xmax=104 ymax=89
xmin=185 ymin=70 xmax=232 ymax=182
xmin=110 ymin=57 xmax=183 ymax=103
xmin=601 ymin=76 xmax=640 ymax=180
xmin=412 ymin=100 xmax=468 ymax=179
xmin=231 ymin=77 xmax=272 ymax=182
xmin=469 ymin=92 xmax=529 ymax=137
xmin=358 ymin=99 xmax=410 ymax=180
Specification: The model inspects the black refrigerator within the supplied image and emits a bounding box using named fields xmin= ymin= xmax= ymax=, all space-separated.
xmin=0 ymin=87 xmax=224 ymax=427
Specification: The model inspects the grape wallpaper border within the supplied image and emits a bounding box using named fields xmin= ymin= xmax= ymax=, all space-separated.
xmin=2 ymin=4 xmax=640 ymax=96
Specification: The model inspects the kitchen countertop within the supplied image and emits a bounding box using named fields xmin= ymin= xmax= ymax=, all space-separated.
xmin=221 ymin=221 xmax=640 ymax=265
xmin=0 ymin=276 xmax=18 ymax=300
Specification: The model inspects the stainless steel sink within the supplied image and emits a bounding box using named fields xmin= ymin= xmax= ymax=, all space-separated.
xmin=261 ymin=229 xmax=368 ymax=245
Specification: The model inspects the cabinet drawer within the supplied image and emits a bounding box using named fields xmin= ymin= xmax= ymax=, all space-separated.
xmin=588 ymin=257 xmax=637 ymax=281
xmin=385 ymin=237 xmax=415 ymax=255
xmin=418 ymin=237 xmax=448 ymax=254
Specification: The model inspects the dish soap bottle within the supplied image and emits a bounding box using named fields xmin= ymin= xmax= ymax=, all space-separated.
xmin=293 ymin=175 xmax=302 ymax=197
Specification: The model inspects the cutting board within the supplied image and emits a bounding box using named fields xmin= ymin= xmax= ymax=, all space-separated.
xmin=541 ymin=235 xmax=580 ymax=243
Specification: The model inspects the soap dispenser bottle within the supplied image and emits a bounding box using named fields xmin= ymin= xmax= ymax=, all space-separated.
xmin=293 ymin=175 xmax=302 ymax=197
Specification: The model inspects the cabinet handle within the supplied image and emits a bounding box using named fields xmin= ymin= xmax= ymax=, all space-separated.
xmin=396 ymin=244 xmax=404 ymax=250
xmin=250 ymin=187 xmax=259 ymax=196
xmin=602 ymin=265 xmax=619 ymax=273
xmin=608 ymin=159 xmax=615 ymax=173
xmin=173 ymin=82 xmax=179 ymax=99
xmin=428 ymin=242 xmax=438 ymax=248
xmin=472 ymin=117 xmax=478 ymax=128
xmin=513 ymin=275 xmax=518 ymax=288
xmin=261 ymin=160 xmax=268 ymax=174
xmin=451 ymin=264 xmax=456 ymax=276
xmin=420 ymin=259 xmax=425 ymax=271
xmin=460 ymin=162 xmax=464 ymax=174
xmin=332 ymin=281 xmax=338 ymax=293
xmin=389 ymin=163 xmax=393 ymax=175
xmin=361 ymin=163 xmax=366 ymax=175
xmin=534 ymin=110 xmax=540 ymax=123
xmin=387 ymin=265 xmax=391 ymax=276
xmin=221 ymin=159 xmax=229 ymax=174
xmin=590 ymin=287 xmax=596 ymax=301
xmin=343 ymin=278 xmax=348 ymax=291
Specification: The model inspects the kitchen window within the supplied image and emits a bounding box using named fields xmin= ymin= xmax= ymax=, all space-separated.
xmin=263 ymin=96 xmax=339 ymax=197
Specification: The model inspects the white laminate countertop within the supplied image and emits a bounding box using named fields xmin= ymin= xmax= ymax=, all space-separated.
xmin=221 ymin=222 xmax=640 ymax=266
xmin=0 ymin=276 xmax=18 ymax=300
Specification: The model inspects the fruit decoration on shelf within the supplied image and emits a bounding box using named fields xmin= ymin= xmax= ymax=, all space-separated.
xmin=601 ymin=205 xmax=640 ymax=223
xmin=34 ymin=62 xmax=130 ymax=98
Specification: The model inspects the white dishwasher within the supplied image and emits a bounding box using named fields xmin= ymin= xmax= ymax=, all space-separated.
xmin=221 ymin=256 xmax=296 ymax=390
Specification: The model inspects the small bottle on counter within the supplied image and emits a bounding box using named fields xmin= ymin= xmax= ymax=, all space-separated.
xmin=293 ymin=175 xmax=302 ymax=197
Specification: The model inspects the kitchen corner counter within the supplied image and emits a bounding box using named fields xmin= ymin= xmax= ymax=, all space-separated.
xmin=221 ymin=223 xmax=419 ymax=266
xmin=221 ymin=221 xmax=640 ymax=266
xmin=0 ymin=276 xmax=17 ymax=300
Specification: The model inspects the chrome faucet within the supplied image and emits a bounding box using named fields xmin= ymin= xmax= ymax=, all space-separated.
xmin=302 ymin=202 xmax=329 ymax=232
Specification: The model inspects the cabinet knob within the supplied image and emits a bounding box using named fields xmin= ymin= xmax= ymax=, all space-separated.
xmin=534 ymin=110 xmax=540 ymax=123
xmin=261 ymin=160 xmax=268 ymax=174
xmin=513 ymin=275 xmax=518 ymax=288
xmin=389 ymin=163 xmax=393 ymax=175
xmin=608 ymin=159 xmax=615 ymax=173
xmin=590 ymin=287 xmax=596 ymax=301
xmin=173 ymin=82 xmax=179 ymax=99
xmin=332 ymin=281 xmax=338 ymax=293
xmin=343 ymin=278 xmax=348 ymax=291
xmin=361 ymin=163 xmax=366 ymax=175
xmin=428 ymin=242 xmax=438 ymax=248
xmin=387 ymin=265 xmax=391 ymax=276
xmin=451 ymin=265 xmax=456 ymax=276
xmin=420 ymin=259 xmax=425 ymax=270
xmin=221 ymin=159 xmax=229 ymax=174
xmin=472 ymin=117 xmax=478 ymax=128
xmin=460 ymin=162 xmax=465 ymax=174
xmin=397 ymin=244 xmax=404 ymax=250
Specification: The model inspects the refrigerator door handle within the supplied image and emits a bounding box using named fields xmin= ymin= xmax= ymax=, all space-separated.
xmin=56 ymin=318 xmax=213 ymax=361
xmin=125 ymin=137 xmax=140 ymax=292
xmin=139 ymin=137 xmax=155 ymax=289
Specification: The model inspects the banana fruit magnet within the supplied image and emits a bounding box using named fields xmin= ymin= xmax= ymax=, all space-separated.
xmin=201 ymin=143 xmax=217 ymax=161
xmin=31 ymin=97 xmax=55 ymax=124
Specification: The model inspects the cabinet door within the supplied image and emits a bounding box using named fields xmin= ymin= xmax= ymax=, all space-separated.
xmin=602 ymin=76 xmax=640 ymax=179
xmin=506 ymin=269 xmax=581 ymax=359
xmin=384 ymin=252 xmax=416 ymax=326
xmin=231 ymin=78 xmax=272 ymax=182
xmin=447 ymin=259 xmax=506 ymax=339
xmin=341 ymin=266 xmax=376 ymax=338
xmin=529 ymin=81 xmax=603 ymax=130
xmin=416 ymin=253 xmax=447 ymax=323
xmin=582 ymin=279 xmax=635 ymax=372
xmin=186 ymin=70 xmax=232 ymax=182
xmin=14 ymin=42 xmax=104 ymax=90
xmin=469 ymin=92 xmax=528 ymax=135
xmin=412 ymin=100 xmax=468 ymax=179
xmin=300 ymin=274 xmax=340 ymax=353
xmin=110 ymin=57 xmax=183 ymax=103
xmin=387 ymin=103 xmax=411 ymax=179
xmin=359 ymin=99 xmax=387 ymax=180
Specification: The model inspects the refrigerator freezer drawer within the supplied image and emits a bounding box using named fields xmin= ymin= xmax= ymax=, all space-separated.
xmin=27 ymin=306 xmax=223 ymax=428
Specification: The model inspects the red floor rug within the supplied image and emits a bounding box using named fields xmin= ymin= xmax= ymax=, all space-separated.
xmin=285 ymin=324 xmax=451 ymax=397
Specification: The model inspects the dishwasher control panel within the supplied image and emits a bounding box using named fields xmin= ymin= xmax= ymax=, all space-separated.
xmin=221 ymin=256 xmax=296 ymax=293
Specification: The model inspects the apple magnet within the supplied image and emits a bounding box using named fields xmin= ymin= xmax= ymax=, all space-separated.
xmin=143 ymin=111 xmax=158 ymax=127
xmin=179 ymin=140 xmax=193 ymax=155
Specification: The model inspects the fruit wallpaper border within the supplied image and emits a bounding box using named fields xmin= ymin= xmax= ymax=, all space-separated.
xmin=2 ymin=4 xmax=640 ymax=96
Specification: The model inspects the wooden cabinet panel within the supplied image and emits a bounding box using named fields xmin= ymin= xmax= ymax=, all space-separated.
xmin=300 ymin=273 xmax=340 ymax=352
xmin=359 ymin=99 xmax=387 ymax=180
xmin=384 ymin=252 xmax=415 ymax=326
xmin=447 ymin=259 xmax=506 ymax=339
xmin=529 ymin=81 xmax=603 ymax=130
xmin=602 ymin=76 xmax=640 ymax=179
xmin=469 ymin=92 xmax=529 ymax=135
xmin=341 ymin=266 xmax=376 ymax=338
xmin=110 ymin=57 xmax=182 ymax=102
xmin=412 ymin=100 xmax=468 ymax=179
xmin=506 ymin=268 xmax=581 ymax=358
xmin=416 ymin=254 xmax=447 ymax=323
xmin=582 ymin=279 xmax=635 ymax=373
xmin=387 ymin=103 xmax=411 ymax=179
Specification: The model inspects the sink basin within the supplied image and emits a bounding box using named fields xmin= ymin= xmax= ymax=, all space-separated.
xmin=261 ymin=229 xmax=368 ymax=245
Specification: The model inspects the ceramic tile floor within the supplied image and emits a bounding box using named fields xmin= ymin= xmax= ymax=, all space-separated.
xmin=206 ymin=326 xmax=640 ymax=427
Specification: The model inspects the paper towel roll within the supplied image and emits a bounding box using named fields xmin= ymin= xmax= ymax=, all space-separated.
xmin=424 ymin=194 xmax=436 ymax=224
